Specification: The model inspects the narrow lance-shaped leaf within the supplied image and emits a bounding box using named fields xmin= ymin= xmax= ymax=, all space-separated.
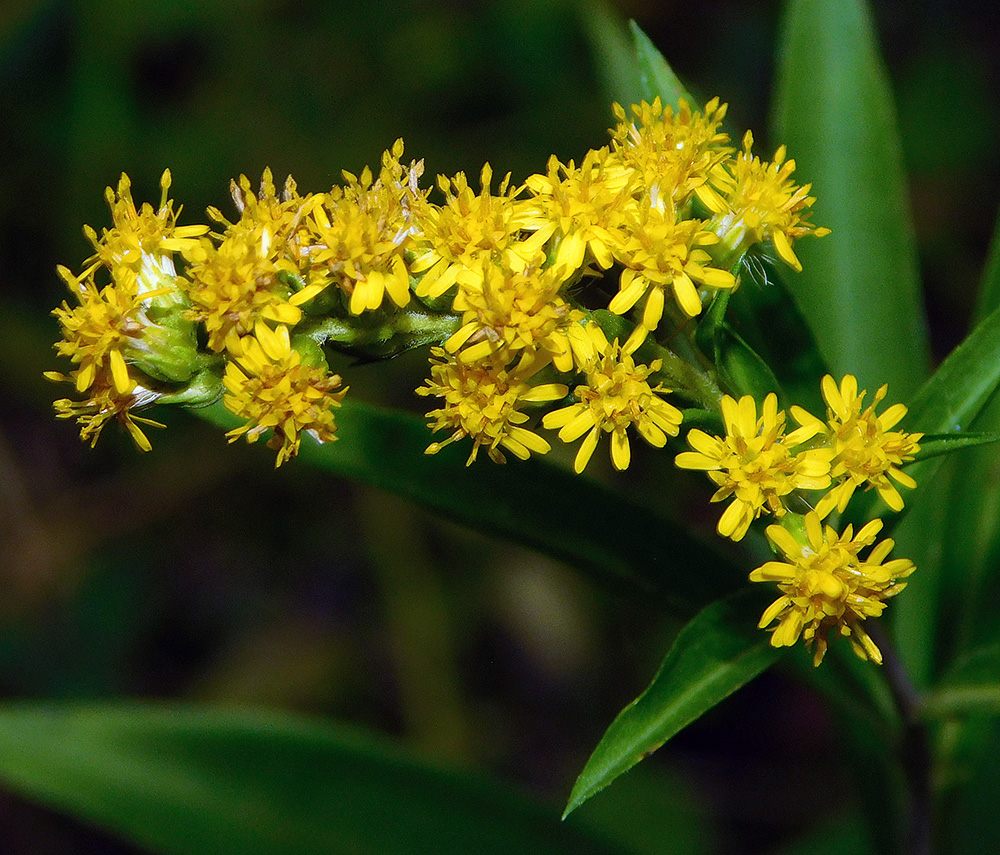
xmin=577 ymin=2 xmax=645 ymax=110
xmin=771 ymin=0 xmax=929 ymax=399
xmin=901 ymin=300 xmax=1000 ymax=483
xmin=922 ymin=642 xmax=1000 ymax=719
xmin=907 ymin=433 xmax=1000 ymax=464
xmin=563 ymin=590 xmax=781 ymax=817
xmin=196 ymin=400 xmax=740 ymax=613
xmin=0 ymin=704 xmax=628 ymax=855
xmin=629 ymin=21 xmax=693 ymax=108
xmin=843 ymin=300 xmax=1000 ymax=536
xmin=932 ymin=201 xmax=1000 ymax=679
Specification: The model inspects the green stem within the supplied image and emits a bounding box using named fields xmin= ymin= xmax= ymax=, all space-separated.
xmin=868 ymin=620 xmax=933 ymax=855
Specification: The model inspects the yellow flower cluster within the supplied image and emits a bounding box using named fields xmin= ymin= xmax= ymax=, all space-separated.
xmin=677 ymin=375 xmax=921 ymax=664
xmin=51 ymin=96 xmax=825 ymax=469
xmin=48 ymin=93 xmax=926 ymax=664
xmin=46 ymin=171 xmax=207 ymax=451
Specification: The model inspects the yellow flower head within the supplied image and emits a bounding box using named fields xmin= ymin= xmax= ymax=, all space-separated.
xmin=183 ymin=169 xmax=325 ymax=352
xmin=709 ymin=131 xmax=830 ymax=272
xmin=521 ymin=147 xmax=633 ymax=278
xmin=51 ymin=263 xmax=170 ymax=396
xmin=609 ymin=201 xmax=736 ymax=328
xmin=85 ymin=170 xmax=208 ymax=274
xmin=542 ymin=335 xmax=682 ymax=474
xmin=751 ymin=512 xmax=915 ymax=666
xmin=608 ymin=97 xmax=730 ymax=209
xmin=183 ymin=226 xmax=306 ymax=353
xmin=220 ymin=168 xmax=311 ymax=239
xmin=793 ymin=375 xmax=922 ymax=518
xmin=50 ymin=374 xmax=163 ymax=452
xmin=417 ymin=348 xmax=567 ymax=465
xmin=675 ymin=393 xmax=832 ymax=541
xmin=303 ymin=140 xmax=422 ymax=315
xmin=444 ymin=262 xmax=581 ymax=372
xmin=223 ymin=322 xmax=346 ymax=466
xmin=411 ymin=164 xmax=540 ymax=299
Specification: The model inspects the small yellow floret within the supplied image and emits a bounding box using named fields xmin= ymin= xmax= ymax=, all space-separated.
xmin=710 ymin=131 xmax=829 ymax=271
xmin=543 ymin=336 xmax=682 ymax=474
xmin=675 ymin=393 xmax=832 ymax=541
xmin=751 ymin=512 xmax=914 ymax=666
xmin=792 ymin=375 xmax=922 ymax=517
xmin=417 ymin=348 xmax=567 ymax=465
xmin=223 ymin=322 xmax=346 ymax=466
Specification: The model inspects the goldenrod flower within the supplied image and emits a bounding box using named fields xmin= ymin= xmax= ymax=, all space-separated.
xmin=751 ymin=512 xmax=915 ymax=666
xmin=608 ymin=97 xmax=730 ymax=210
xmin=223 ymin=322 xmax=346 ymax=466
xmin=304 ymin=140 xmax=421 ymax=315
xmin=609 ymin=201 xmax=736 ymax=328
xmin=51 ymin=263 xmax=153 ymax=395
xmin=792 ymin=375 xmax=922 ymax=517
xmin=183 ymin=170 xmax=325 ymax=352
xmin=520 ymin=147 xmax=633 ymax=278
xmin=411 ymin=164 xmax=540 ymax=299
xmin=417 ymin=349 xmax=567 ymax=465
xmin=85 ymin=170 xmax=208 ymax=275
xmin=444 ymin=262 xmax=581 ymax=372
xmin=50 ymin=375 xmax=164 ymax=451
xmin=542 ymin=338 xmax=682 ymax=474
xmin=708 ymin=131 xmax=830 ymax=271
xmin=183 ymin=226 xmax=306 ymax=353
xmin=675 ymin=393 xmax=832 ymax=541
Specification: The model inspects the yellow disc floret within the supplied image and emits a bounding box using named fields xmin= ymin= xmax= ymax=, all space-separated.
xmin=417 ymin=348 xmax=567 ymax=465
xmin=792 ymin=374 xmax=922 ymax=517
xmin=543 ymin=333 xmax=683 ymax=474
xmin=675 ymin=393 xmax=833 ymax=541
xmin=223 ymin=322 xmax=346 ymax=466
xmin=751 ymin=512 xmax=915 ymax=666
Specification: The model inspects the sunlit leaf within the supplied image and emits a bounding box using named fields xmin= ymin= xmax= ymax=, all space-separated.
xmin=908 ymin=432 xmax=1000 ymax=463
xmin=628 ymin=21 xmax=693 ymax=108
xmin=771 ymin=0 xmax=929 ymax=399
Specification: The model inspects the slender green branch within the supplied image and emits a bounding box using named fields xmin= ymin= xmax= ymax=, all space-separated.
xmin=868 ymin=620 xmax=933 ymax=855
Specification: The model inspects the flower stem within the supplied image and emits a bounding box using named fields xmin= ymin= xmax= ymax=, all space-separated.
xmin=868 ymin=620 xmax=932 ymax=855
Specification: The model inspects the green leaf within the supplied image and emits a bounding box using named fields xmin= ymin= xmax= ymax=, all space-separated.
xmin=932 ymin=212 xmax=1000 ymax=665
xmin=924 ymin=643 xmax=1000 ymax=719
xmin=896 ymin=301 xmax=1000 ymax=492
xmin=846 ymin=300 xmax=1000 ymax=535
xmin=971 ymin=200 xmax=1000 ymax=325
xmin=715 ymin=322 xmax=783 ymax=403
xmin=842 ymin=303 xmax=1000 ymax=685
xmin=0 ymin=704 xmax=626 ymax=855
xmin=904 ymin=301 xmax=1000 ymax=436
xmin=576 ymin=12 xmax=692 ymax=113
xmin=771 ymin=0 xmax=929 ymax=399
xmin=563 ymin=590 xmax=780 ymax=817
xmin=577 ymin=1 xmax=644 ymax=110
xmin=628 ymin=21 xmax=693 ymax=108
xmin=195 ymin=400 xmax=738 ymax=613
xmin=695 ymin=290 xmax=782 ymax=404
xmin=908 ymin=432 xmax=1000 ymax=463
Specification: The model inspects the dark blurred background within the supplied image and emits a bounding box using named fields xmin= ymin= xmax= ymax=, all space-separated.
xmin=1 ymin=1 xmax=998 ymax=852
